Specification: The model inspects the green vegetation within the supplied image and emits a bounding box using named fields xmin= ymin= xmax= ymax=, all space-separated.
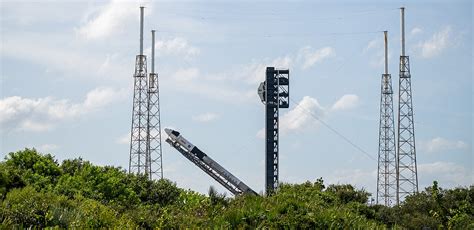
xmin=0 ymin=149 xmax=472 ymax=228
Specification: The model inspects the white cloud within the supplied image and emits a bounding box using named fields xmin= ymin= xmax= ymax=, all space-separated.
xmin=418 ymin=162 xmax=473 ymax=187
xmin=362 ymin=36 xmax=393 ymax=68
xmin=239 ymin=45 xmax=335 ymax=84
xmin=331 ymin=94 xmax=360 ymax=111
xmin=418 ymin=26 xmax=453 ymax=58
xmin=152 ymin=37 xmax=200 ymax=58
xmin=256 ymin=94 xmax=359 ymax=138
xmin=243 ymin=56 xmax=292 ymax=84
xmin=298 ymin=46 xmax=335 ymax=69
xmin=77 ymin=0 xmax=141 ymax=40
xmin=280 ymin=96 xmax=326 ymax=134
xmin=164 ymin=45 xmax=348 ymax=106
xmin=0 ymin=87 xmax=126 ymax=132
xmin=410 ymin=27 xmax=423 ymax=36
xmin=419 ymin=137 xmax=469 ymax=153
xmin=257 ymin=96 xmax=326 ymax=138
xmin=1 ymin=34 xmax=129 ymax=82
xmin=158 ymin=47 xmax=279 ymax=105
xmin=192 ymin=112 xmax=220 ymax=123
xmin=363 ymin=37 xmax=381 ymax=53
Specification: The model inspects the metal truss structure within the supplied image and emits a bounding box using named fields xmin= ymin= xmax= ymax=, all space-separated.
xmin=146 ymin=30 xmax=163 ymax=180
xmin=259 ymin=67 xmax=289 ymax=195
xmin=397 ymin=7 xmax=418 ymax=204
xmin=129 ymin=52 xmax=148 ymax=175
xmin=377 ymin=31 xmax=397 ymax=206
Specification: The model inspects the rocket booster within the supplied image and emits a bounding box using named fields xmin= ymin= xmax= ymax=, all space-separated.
xmin=165 ymin=128 xmax=256 ymax=195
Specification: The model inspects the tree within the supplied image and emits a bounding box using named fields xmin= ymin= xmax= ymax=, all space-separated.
xmin=208 ymin=186 xmax=228 ymax=206
xmin=1 ymin=149 xmax=472 ymax=228
xmin=1 ymin=186 xmax=66 ymax=227
xmin=326 ymin=184 xmax=370 ymax=204
xmin=2 ymin=149 xmax=62 ymax=191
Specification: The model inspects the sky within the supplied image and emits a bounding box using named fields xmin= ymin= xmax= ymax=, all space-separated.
xmin=1 ymin=0 xmax=472 ymax=199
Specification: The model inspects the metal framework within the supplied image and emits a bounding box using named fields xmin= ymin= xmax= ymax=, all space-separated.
xmin=165 ymin=139 xmax=240 ymax=195
xmin=129 ymin=53 xmax=148 ymax=175
xmin=397 ymin=7 xmax=418 ymax=204
xmin=377 ymin=31 xmax=397 ymax=206
xmin=146 ymin=30 xmax=163 ymax=180
xmin=166 ymin=139 xmax=257 ymax=196
xmin=260 ymin=67 xmax=289 ymax=195
xmin=129 ymin=7 xmax=149 ymax=176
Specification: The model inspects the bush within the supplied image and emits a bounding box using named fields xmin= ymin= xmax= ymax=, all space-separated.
xmin=0 ymin=149 xmax=472 ymax=228
xmin=1 ymin=186 xmax=66 ymax=228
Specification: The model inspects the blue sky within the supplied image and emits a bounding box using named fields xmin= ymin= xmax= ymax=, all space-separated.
xmin=1 ymin=0 xmax=472 ymax=197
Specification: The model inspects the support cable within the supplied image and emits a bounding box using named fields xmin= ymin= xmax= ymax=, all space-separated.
xmin=288 ymin=97 xmax=376 ymax=161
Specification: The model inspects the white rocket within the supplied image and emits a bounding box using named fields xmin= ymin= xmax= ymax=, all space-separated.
xmin=165 ymin=128 xmax=257 ymax=195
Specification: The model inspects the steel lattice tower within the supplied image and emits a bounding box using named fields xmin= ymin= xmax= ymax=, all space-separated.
xmin=397 ymin=7 xmax=418 ymax=204
xmin=146 ymin=30 xmax=163 ymax=180
xmin=129 ymin=7 xmax=149 ymax=176
xmin=258 ymin=67 xmax=289 ymax=195
xmin=377 ymin=31 xmax=397 ymax=206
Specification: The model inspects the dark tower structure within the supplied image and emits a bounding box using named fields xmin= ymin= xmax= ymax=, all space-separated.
xmin=397 ymin=7 xmax=418 ymax=204
xmin=129 ymin=7 xmax=149 ymax=175
xmin=377 ymin=31 xmax=397 ymax=206
xmin=258 ymin=67 xmax=289 ymax=195
xmin=146 ymin=30 xmax=164 ymax=179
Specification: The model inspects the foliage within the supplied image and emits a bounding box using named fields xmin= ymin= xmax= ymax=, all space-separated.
xmin=326 ymin=183 xmax=370 ymax=204
xmin=369 ymin=181 xmax=474 ymax=229
xmin=0 ymin=148 xmax=472 ymax=228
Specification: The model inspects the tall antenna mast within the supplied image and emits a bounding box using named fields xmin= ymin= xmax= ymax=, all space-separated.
xmin=397 ymin=7 xmax=418 ymax=204
xmin=151 ymin=30 xmax=155 ymax=74
xmin=129 ymin=6 xmax=149 ymax=176
xmin=384 ymin=31 xmax=388 ymax=75
xmin=140 ymin=6 xmax=144 ymax=56
xmin=377 ymin=31 xmax=397 ymax=206
xmin=400 ymin=7 xmax=405 ymax=56
xmin=147 ymin=29 xmax=164 ymax=179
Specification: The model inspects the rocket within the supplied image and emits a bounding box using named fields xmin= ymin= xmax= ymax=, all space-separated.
xmin=165 ymin=128 xmax=257 ymax=195
xmin=165 ymin=128 xmax=202 ymax=158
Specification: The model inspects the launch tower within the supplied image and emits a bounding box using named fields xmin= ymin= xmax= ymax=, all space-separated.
xmin=258 ymin=67 xmax=289 ymax=195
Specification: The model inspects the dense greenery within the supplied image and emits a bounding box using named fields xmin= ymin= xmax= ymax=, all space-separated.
xmin=0 ymin=149 xmax=472 ymax=228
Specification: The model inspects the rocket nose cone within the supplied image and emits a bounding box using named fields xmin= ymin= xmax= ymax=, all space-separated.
xmin=164 ymin=128 xmax=180 ymax=139
xmin=164 ymin=128 xmax=172 ymax=136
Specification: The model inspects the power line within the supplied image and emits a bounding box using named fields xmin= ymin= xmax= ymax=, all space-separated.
xmin=260 ymin=31 xmax=384 ymax=38
xmin=288 ymin=97 xmax=376 ymax=161
xmin=157 ymin=30 xmax=383 ymax=39
xmin=157 ymin=7 xmax=398 ymax=21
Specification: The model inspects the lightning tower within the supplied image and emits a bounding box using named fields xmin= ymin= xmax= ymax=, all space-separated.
xmin=146 ymin=30 xmax=164 ymax=179
xmin=129 ymin=7 xmax=149 ymax=176
xmin=377 ymin=31 xmax=397 ymax=206
xmin=258 ymin=67 xmax=289 ymax=195
xmin=397 ymin=7 xmax=418 ymax=204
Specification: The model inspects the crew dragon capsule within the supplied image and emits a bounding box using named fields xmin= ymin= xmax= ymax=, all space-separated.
xmin=165 ymin=128 xmax=257 ymax=195
xmin=165 ymin=128 xmax=196 ymax=153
